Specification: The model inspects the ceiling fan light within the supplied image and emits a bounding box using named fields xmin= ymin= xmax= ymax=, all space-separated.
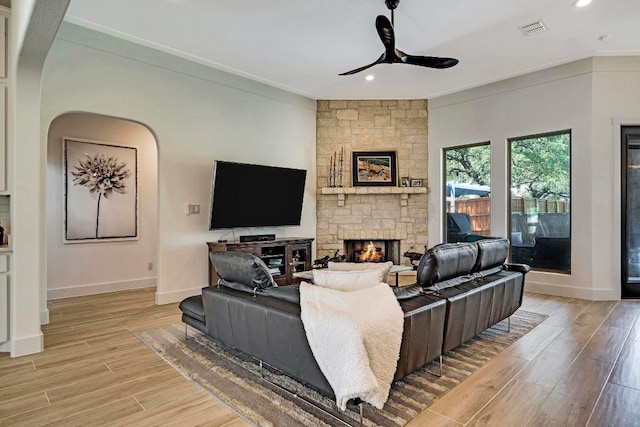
xmin=365 ymin=74 xmax=375 ymax=81
xmin=572 ymin=0 xmax=592 ymax=7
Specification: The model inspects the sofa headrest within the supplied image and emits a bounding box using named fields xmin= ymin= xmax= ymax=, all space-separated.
xmin=416 ymin=242 xmax=478 ymax=287
xmin=474 ymin=238 xmax=509 ymax=272
xmin=210 ymin=251 xmax=276 ymax=290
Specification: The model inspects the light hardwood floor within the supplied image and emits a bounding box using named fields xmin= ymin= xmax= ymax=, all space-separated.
xmin=1 ymin=287 xmax=639 ymax=426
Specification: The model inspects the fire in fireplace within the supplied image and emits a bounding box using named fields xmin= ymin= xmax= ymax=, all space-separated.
xmin=344 ymin=239 xmax=401 ymax=265
xmin=359 ymin=241 xmax=383 ymax=262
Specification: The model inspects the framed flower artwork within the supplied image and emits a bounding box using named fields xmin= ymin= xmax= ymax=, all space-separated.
xmin=63 ymin=137 xmax=138 ymax=243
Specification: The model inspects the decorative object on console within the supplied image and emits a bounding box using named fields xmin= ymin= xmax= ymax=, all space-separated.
xmin=63 ymin=137 xmax=137 ymax=243
xmin=403 ymin=247 xmax=426 ymax=270
xmin=401 ymin=176 xmax=410 ymax=187
xmin=312 ymin=250 xmax=346 ymax=269
xmin=327 ymin=147 xmax=344 ymax=188
xmin=410 ymin=178 xmax=423 ymax=187
xmin=352 ymin=151 xmax=397 ymax=187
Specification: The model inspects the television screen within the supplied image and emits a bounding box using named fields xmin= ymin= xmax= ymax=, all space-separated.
xmin=209 ymin=161 xmax=307 ymax=230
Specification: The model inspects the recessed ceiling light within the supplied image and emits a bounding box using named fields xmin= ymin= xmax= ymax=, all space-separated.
xmin=365 ymin=75 xmax=375 ymax=81
xmin=572 ymin=0 xmax=592 ymax=7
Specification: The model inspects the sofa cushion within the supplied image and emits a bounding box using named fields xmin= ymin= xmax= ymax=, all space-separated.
xmin=179 ymin=295 xmax=205 ymax=323
xmin=474 ymin=238 xmax=509 ymax=272
xmin=312 ymin=269 xmax=383 ymax=291
xmin=327 ymin=261 xmax=393 ymax=283
xmin=416 ymin=242 xmax=478 ymax=287
xmin=415 ymin=250 xmax=437 ymax=287
xmin=210 ymin=251 xmax=276 ymax=289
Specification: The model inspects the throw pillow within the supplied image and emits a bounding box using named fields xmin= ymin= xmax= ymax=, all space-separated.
xmin=327 ymin=261 xmax=393 ymax=283
xmin=312 ymin=269 xmax=384 ymax=291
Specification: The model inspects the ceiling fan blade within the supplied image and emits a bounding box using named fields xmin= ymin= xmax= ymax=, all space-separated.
xmin=339 ymin=53 xmax=385 ymax=76
xmin=399 ymin=53 xmax=459 ymax=69
xmin=339 ymin=3 xmax=458 ymax=76
xmin=376 ymin=15 xmax=395 ymax=57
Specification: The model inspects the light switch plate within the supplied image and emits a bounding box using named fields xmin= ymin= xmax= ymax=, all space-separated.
xmin=186 ymin=203 xmax=200 ymax=215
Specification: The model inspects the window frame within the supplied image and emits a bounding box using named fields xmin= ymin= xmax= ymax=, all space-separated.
xmin=507 ymin=129 xmax=572 ymax=273
xmin=442 ymin=141 xmax=492 ymax=243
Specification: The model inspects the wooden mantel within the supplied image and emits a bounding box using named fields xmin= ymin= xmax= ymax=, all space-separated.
xmin=320 ymin=186 xmax=427 ymax=207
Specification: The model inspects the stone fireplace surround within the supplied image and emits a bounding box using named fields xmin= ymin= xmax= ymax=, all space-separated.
xmin=315 ymin=100 xmax=429 ymax=266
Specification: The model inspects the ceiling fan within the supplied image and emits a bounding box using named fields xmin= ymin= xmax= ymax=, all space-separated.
xmin=339 ymin=0 xmax=459 ymax=76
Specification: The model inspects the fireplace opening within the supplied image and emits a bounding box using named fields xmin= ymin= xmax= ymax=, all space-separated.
xmin=344 ymin=239 xmax=401 ymax=265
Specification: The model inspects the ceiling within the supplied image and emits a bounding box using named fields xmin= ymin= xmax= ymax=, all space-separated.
xmin=63 ymin=0 xmax=640 ymax=100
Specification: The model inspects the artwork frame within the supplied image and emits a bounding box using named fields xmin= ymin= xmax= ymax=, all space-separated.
xmin=410 ymin=178 xmax=424 ymax=187
xmin=63 ymin=137 xmax=138 ymax=243
xmin=351 ymin=151 xmax=398 ymax=187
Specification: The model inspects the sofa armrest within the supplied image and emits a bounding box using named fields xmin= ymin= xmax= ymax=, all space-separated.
xmin=504 ymin=263 xmax=531 ymax=274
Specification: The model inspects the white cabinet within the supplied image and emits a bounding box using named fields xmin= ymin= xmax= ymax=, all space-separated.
xmin=0 ymin=11 xmax=6 ymax=192
xmin=0 ymin=253 xmax=8 ymax=343
xmin=0 ymin=84 xmax=5 ymax=192
xmin=0 ymin=8 xmax=10 ymax=347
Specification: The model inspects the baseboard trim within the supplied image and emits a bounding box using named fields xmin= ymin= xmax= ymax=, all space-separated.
xmin=47 ymin=278 xmax=157 ymax=300
xmin=10 ymin=332 xmax=44 ymax=357
xmin=155 ymin=287 xmax=203 ymax=305
xmin=526 ymin=281 xmax=619 ymax=300
xmin=41 ymin=309 xmax=50 ymax=325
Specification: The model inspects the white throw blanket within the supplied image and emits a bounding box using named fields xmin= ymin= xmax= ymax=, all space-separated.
xmin=299 ymin=282 xmax=404 ymax=410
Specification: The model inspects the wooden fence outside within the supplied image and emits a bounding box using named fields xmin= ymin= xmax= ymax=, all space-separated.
xmin=447 ymin=197 xmax=571 ymax=236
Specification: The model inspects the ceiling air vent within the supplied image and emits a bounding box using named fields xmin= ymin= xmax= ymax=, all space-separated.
xmin=519 ymin=19 xmax=549 ymax=36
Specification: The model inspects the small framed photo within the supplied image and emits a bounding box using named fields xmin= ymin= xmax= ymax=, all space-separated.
xmin=401 ymin=177 xmax=410 ymax=187
xmin=410 ymin=178 xmax=423 ymax=187
xmin=352 ymin=151 xmax=397 ymax=187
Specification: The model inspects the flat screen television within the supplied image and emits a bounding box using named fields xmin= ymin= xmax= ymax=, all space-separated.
xmin=209 ymin=161 xmax=307 ymax=230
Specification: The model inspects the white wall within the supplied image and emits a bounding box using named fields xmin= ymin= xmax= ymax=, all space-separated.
xmin=46 ymin=112 xmax=158 ymax=299
xmin=591 ymin=57 xmax=640 ymax=299
xmin=8 ymin=0 xmax=70 ymax=356
xmin=41 ymin=23 xmax=317 ymax=305
xmin=429 ymin=57 xmax=640 ymax=300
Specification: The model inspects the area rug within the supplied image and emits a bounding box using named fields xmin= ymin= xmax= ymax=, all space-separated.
xmin=135 ymin=309 xmax=546 ymax=427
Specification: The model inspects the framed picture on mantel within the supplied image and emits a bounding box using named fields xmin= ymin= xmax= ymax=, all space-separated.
xmin=352 ymin=151 xmax=397 ymax=187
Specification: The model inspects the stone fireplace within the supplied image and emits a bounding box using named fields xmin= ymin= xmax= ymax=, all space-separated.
xmin=315 ymin=99 xmax=430 ymax=266
xmin=344 ymin=239 xmax=401 ymax=264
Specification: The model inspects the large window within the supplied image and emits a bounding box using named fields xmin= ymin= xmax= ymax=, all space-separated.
xmin=444 ymin=143 xmax=491 ymax=243
xmin=509 ymin=131 xmax=571 ymax=273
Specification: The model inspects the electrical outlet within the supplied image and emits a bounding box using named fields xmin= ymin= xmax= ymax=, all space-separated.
xmin=147 ymin=262 xmax=153 ymax=271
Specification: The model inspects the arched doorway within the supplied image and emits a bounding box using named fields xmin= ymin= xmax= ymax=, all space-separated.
xmin=46 ymin=112 xmax=158 ymax=300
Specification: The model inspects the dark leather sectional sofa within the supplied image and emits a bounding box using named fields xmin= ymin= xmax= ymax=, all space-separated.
xmin=179 ymin=238 xmax=530 ymax=398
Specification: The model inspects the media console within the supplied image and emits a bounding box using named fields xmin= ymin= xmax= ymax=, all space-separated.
xmin=206 ymin=237 xmax=314 ymax=286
